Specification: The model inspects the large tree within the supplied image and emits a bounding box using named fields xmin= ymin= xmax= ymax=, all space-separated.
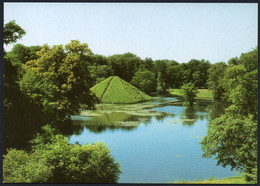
xmin=131 ymin=69 xmax=156 ymax=94
xmin=201 ymin=48 xmax=258 ymax=183
xmin=20 ymin=40 xmax=97 ymax=120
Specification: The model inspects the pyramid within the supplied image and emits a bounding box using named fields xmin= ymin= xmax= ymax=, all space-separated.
xmin=90 ymin=76 xmax=152 ymax=104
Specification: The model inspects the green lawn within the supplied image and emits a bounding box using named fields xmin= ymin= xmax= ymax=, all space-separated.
xmin=174 ymin=176 xmax=247 ymax=184
xmin=168 ymin=89 xmax=213 ymax=100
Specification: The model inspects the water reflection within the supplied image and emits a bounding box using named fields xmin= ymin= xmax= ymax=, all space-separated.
xmin=67 ymin=97 xmax=235 ymax=183
xmin=64 ymin=97 xmax=227 ymax=137
xmin=4 ymin=97 xmax=227 ymax=155
xmin=66 ymin=111 xmax=172 ymax=134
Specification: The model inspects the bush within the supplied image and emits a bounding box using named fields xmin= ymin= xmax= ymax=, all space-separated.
xmin=3 ymin=149 xmax=52 ymax=183
xmin=4 ymin=125 xmax=122 ymax=183
xmin=34 ymin=134 xmax=122 ymax=183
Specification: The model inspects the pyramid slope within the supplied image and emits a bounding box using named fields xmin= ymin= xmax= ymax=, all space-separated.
xmin=90 ymin=76 xmax=152 ymax=104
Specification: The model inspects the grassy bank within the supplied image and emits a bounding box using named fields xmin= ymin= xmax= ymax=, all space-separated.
xmin=174 ymin=176 xmax=247 ymax=184
xmin=168 ymin=89 xmax=213 ymax=100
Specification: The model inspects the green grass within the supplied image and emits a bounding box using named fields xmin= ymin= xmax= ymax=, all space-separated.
xmin=168 ymin=88 xmax=213 ymax=100
xmin=174 ymin=176 xmax=247 ymax=184
xmin=90 ymin=76 xmax=152 ymax=104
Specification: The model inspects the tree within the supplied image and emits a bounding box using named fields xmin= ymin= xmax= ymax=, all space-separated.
xmin=156 ymin=72 xmax=167 ymax=95
xmin=181 ymin=83 xmax=198 ymax=106
xmin=165 ymin=63 xmax=182 ymax=88
xmin=207 ymin=62 xmax=227 ymax=100
xmin=131 ymin=69 xmax=156 ymax=94
xmin=201 ymin=48 xmax=258 ymax=184
xmin=107 ymin=53 xmax=141 ymax=82
xmin=200 ymin=108 xmax=257 ymax=183
xmin=222 ymin=64 xmax=257 ymax=117
xmin=20 ymin=40 xmax=97 ymax=120
xmin=4 ymin=20 xmax=26 ymax=45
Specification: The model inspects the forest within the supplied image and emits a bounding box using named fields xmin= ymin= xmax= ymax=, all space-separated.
xmin=3 ymin=20 xmax=257 ymax=183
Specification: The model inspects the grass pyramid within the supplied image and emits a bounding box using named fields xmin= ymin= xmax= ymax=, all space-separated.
xmin=90 ymin=76 xmax=152 ymax=104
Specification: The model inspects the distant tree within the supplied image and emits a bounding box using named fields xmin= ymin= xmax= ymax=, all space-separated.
xmin=107 ymin=53 xmax=141 ymax=82
xmin=165 ymin=62 xmax=181 ymax=88
xmin=181 ymin=83 xmax=198 ymax=106
xmin=92 ymin=54 xmax=108 ymax=66
xmin=207 ymin=62 xmax=227 ymax=100
xmin=4 ymin=20 xmax=26 ymax=45
xmin=139 ymin=57 xmax=154 ymax=71
xmin=131 ymin=69 xmax=156 ymax=94
xmin=153 ymin=60 xmax=168 ymax=82
xmin=156 ymin=72 xmax=167 ymax=95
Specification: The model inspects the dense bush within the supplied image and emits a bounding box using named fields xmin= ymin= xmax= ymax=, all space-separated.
xmin=3 ymin=149 xmax=52 ymax=183
xmin=3 ymin=125 xmax=122 ymax=183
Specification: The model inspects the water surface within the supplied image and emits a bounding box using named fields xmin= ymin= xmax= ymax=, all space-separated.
xmin=67 ymin=97 xmax=235 ymax=183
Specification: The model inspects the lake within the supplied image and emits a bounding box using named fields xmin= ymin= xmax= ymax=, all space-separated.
xmin=64 ymin=96 xmax=236 ymax=183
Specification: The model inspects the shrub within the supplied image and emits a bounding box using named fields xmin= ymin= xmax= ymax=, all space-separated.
xmin=4 ymin=125 xmax=122 ymax=183
xmin=3 ymin=149 xmax=52 ymax=183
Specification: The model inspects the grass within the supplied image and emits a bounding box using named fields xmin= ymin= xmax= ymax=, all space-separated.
xmin=174 ymin=176 xmax=247 ymax=184
xmin=168 ymin=88 xmax=213 ymax=100
xmin=90 ymin=76 xmax=152 ymax=104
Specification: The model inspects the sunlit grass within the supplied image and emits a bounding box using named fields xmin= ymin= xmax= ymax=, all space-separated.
xmin=168 ymin=89 xmax=213 ymax=99
xmin=91 ymin=76 xmax=152 ymax=104
xmin=174 ymin=176 xmax=247 ymax=184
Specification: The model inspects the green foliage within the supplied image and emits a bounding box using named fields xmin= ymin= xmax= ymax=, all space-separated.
xmin=35 ymin=135 xmax=121 ymax=183
xmin=181 ymin=83 xmax=198 ymax=106
xmin=223 ymin=65 xmax=257 ymax=117
xmin=166 ymin=64 xmax=182 ymax=88
xmin=3 ymin=149 xmax=52 ymax=183
xmin=20 ymin=40 xmax=97 ymax=120
xmin=4 ymin=20 xmax=26 ymax=45
xmin=4 ymin=125 xmax=122 ymax=183
xmin=207 ymin=62 xmax=227 ymax=100
xmin=107 ymin=53 xmax=142 ymax=82
xmin=201 ymin=47 xmax=258 ymax=184
xmin=156 ymin=72 xmax=167 ymax=95
xmin=91 ymin=76 xmax=152 ymax=104
xmin=200 ymin=109 xmax=257 ymax=183
xmin=131 ymin=69 xmax=156 ymax=94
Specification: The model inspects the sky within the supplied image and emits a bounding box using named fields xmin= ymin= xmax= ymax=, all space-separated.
xmin=4 ymin=3 xmax=258 ymax=63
